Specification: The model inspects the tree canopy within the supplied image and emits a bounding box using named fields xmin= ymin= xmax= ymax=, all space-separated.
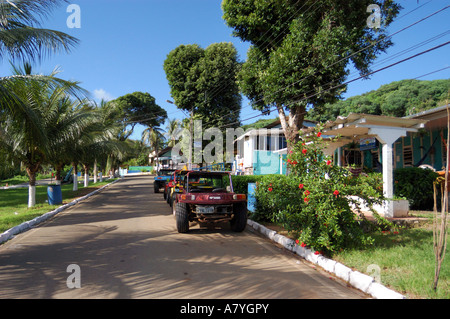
xmin=163 ymin=42 xmax=242 ymax=129
xmin=222 ymin=0 xmax=401 ymax=147
xmin=107 ymin=91 xmax=167 ymax=140
xmin=308 ymin=79 xmax=450 ymax=122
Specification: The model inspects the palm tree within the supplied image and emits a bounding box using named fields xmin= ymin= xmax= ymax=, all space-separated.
xmin=0 ymin=0 xmax=78 ymax=63
xmin=0 ymin=63 xmax=84 ymax=207
xmin=0 ymin=0 xmax=81 ymax=116
xmin=142 ymin=126 xmax=165 ymax=169
xmin=165 ymin=118 xmax=180 ymax=147
xmin=46 ymin=96 xmax=97 ymax=184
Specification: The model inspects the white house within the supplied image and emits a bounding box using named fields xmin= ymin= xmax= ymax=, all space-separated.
xmin=234 ymin=119 xmax=316 ymax=175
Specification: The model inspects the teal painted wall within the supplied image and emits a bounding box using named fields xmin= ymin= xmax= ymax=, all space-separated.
xmin=253 ymin=150 xmax=281 ymax=175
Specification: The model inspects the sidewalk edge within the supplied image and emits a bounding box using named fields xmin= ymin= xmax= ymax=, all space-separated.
xmin=246 ymin=218 xmax=406 ymax=299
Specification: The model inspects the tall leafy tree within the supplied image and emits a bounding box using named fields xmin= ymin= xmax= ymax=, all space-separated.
xmin=108 ymin=92 xmax=168 ymax=140
xmin=222 ymin=0 xmax=401 ymax=148
xmin=163 ymin=44 xmax=204 ymax=116
xmin=163 ymin=42 xmax=242 ymax=129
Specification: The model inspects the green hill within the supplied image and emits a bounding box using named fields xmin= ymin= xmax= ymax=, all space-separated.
xmin=308 ymin=79 xmax=450 ymax=122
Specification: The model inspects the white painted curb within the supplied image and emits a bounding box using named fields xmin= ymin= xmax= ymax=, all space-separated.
xmin=0 ymin=178 xmax=122 ymax=244
xmin=246 ymin=219 xmax=405 ymax=299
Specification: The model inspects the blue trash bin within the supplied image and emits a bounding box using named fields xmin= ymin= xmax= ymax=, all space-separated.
xmin=247 ymin=183 xmax=257 ymax=213
xmin=48 ymin=184 xmax=62 ymax=205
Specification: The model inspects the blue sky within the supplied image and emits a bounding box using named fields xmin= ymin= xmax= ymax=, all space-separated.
xmin=3 ymin=0 xmax=448 ymax=141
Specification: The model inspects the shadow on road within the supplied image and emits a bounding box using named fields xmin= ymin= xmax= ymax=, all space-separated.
xmin=0 ymin=175 xmax=365 ymax=299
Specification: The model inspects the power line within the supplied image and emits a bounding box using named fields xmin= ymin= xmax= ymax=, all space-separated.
xmin=200 ymin=5 xmax=450 ymax=130
xmin=247 ymin=4 xmax=450 ymax=110
xmin=206 ymin=1 xmax=438 ymax=112
xmin=122 ymin=4 xmax=449 ymax=131
xmin=247 ymin=40 xmax=450 ymax=122
xmin=204 ymin=0 xmax=323 ymax=106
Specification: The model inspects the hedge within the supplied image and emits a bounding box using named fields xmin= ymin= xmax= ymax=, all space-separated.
xmin=394 ymin=167 xmax=439 ymax=210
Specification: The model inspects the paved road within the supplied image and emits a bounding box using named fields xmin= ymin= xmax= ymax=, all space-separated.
xmin=0 ymin=175 xmax=366 ymax=299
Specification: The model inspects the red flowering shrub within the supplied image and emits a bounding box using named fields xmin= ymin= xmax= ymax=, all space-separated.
xmin=253 ymin=125 xmax=385 ymax=256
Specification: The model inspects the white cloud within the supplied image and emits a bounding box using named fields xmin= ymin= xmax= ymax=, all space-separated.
xmin=93 ymin=89 xmax=114 ymax=102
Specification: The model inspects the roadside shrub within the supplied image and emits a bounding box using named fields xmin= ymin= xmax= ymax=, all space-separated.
xmin=231 ymin=175 xmax=265 ymax=196
xmin=394 ymin=167 xmax=438 ymax=210
xmin=254 ymin=127 xmax=386 ymax=256
xmin=251 ymin=174 xmax=292 ymax=222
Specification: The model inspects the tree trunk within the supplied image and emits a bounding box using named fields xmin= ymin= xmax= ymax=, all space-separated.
xmin=277 ymin=103 xmax=305 ymax=152
xmin=72 ymin=163 xmax=78 ymax=191
xmin=55 ymin=163 xmax=64 ymax=185
xmin=26 ymin=164 xmax=40 ymax=208
xmin=433 ymin=104 xmax=449 ymax=291
xmin=83 ymin=164 xmax=90 ymax=187
xmin=93 ymin=159 xmax=98 ymax=183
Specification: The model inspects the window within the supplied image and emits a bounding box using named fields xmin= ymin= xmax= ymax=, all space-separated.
xmin=279 ymin=136 xmax=287 ymax=150
xmin=186 ymin=174 xmax=230 ymax=193
xmin=266 ymin=136 xmax=271 ymax=151
xmin=403 ymin=145 xmax=413 ymax=167
xmin=344 ymin=149 xmax=362 ymax=166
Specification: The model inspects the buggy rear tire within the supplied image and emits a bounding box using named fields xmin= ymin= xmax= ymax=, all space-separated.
xmin=175 ymin=203 xmax=189 ymax=233
xmin=154 ymin=182 xmax=159 ymax=193
xmin=231 ymin=202 xmax=247 ymax=232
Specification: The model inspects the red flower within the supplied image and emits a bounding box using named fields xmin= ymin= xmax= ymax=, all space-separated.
xmin=304 ymin=190 xmax=310 ymax=196
xmin=326 ymin=160 xmax=332 ymax=165
xmin=298 ymin=183 xmax=304 ymax=189
xmin=317 ymin=132 xmax=322 ymax=137
xmin=295 ymin=239 xmax=299 ymax=245
xmin=304 ymin=197 xmax=309 ymax=203
xmin=302 ymin=149 xmax=307 ymax=155
xmin=292 ymin=160 xmax=298 ymax=165
xmin=268 ymin=187 xmax=273 ymax=192
xmin=301 ymin=242 xmax=306 ymax=247
xmin=314 ymin=251 xmax=320 ymax=255
xmin=333 ymin=190 xmax=339 ymax=197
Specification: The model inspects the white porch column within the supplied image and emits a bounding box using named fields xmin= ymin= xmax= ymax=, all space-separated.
xmin=337 ymin=147 xmax=342 ymax=167
xmin=369 ymin=127 xmax=407 ymax=218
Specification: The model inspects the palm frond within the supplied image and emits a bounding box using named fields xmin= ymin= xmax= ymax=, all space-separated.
xmin=0 ymin=0 xmax=78 ymax=62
